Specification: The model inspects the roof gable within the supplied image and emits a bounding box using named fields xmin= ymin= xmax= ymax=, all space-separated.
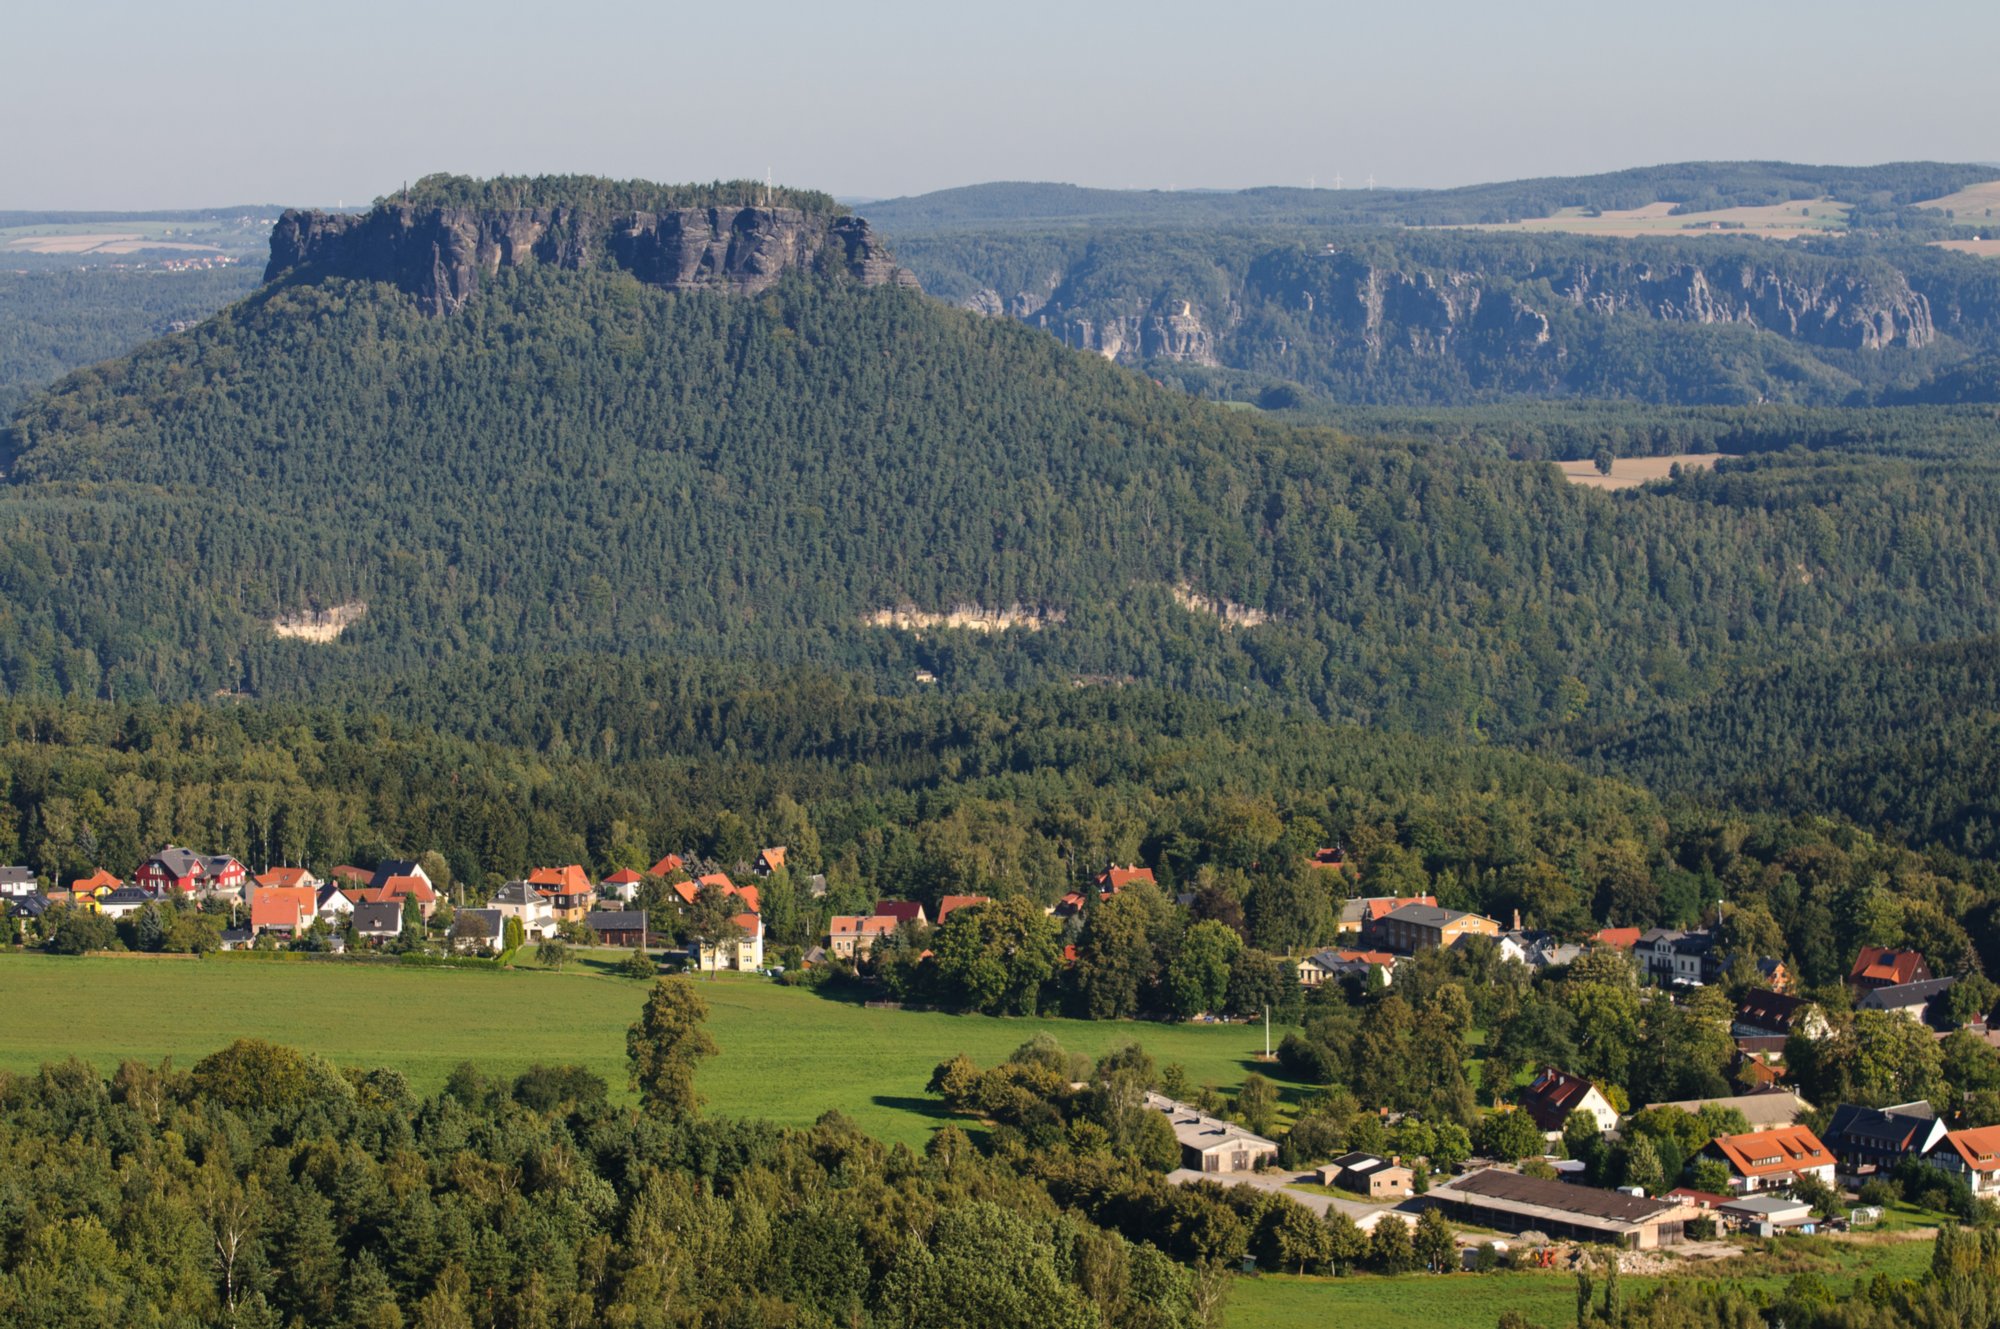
xmin=1850 ymin=946 xmax=1931 ymax=986
xmin=1712 ymin=1125 xmax=1832 ymax=1178
xmin=351 ymin=901 xmax=404 ymax=932
xmin=528 ymin=865 xmax=593 ymax=895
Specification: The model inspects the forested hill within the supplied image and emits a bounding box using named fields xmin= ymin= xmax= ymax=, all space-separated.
xmin=864 ymin=162 xmax=1994 ymax=233
xmin=12 ymin=178 xmax=2000 ymax=749
xmin=1564 ymin=637 xmax=2000 ymax=859
xmin=0 ymin=266 xmax=259 ymax=415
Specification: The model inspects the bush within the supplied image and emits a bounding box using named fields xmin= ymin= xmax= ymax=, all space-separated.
xmin=1859 ymin=1178 xmax=1902 ymax=1208
xmin=45 ymin=909 xmax=119 ymax=955
xmin=1476 ymin=1108 xmax=1545 ymax=1162
xmin=618 ymin=947 xmax=658 ymax=979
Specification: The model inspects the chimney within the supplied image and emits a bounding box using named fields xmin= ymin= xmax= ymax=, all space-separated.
xmin=1512 ymin=909 xmax=1522 ymax=931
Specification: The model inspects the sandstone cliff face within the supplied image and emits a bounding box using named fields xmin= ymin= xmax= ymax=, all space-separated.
xmin=1050 ymin=303 xmax=1221 ymax=365
xmin=267 ymin=204 xmax=917 ymax=314
xmin=1553 ymin=261 xmax=1935 ymax=350
xmin=944 ymin=244 xmax=1936 ymax=387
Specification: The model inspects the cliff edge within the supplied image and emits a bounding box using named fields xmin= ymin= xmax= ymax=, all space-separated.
xmin=267 ymin=195 xmax=918 ymax=314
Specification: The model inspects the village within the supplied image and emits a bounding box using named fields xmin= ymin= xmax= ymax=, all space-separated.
xmin=3 ymin=842 xmax=1994 ymax=1273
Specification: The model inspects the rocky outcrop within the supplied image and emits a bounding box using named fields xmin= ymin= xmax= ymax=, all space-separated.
xmin=270 ymin=601 xmax=367 ymax=642
xmin=863 ymin=604 xmax=1064 ymax=632
xmin=1029 ymin=301 xmax=1221 ymax=366
xmin=267 ymin=204 xmax=917 ymax=315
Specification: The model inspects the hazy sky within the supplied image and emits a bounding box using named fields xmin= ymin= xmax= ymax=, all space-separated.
xmin=3 ymin=0 xmax=1995 ymax=209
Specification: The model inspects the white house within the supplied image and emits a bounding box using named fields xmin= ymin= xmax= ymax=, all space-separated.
xmin=1930 ymin=1126 xmax=2000 ymax=1197
xmin=690 ymin=911 xmax=765 ymax=973
xmin=452 ymin=908 xmax=506 ymax=953
xmin=489 ymin=881 xmax=557 ymax=939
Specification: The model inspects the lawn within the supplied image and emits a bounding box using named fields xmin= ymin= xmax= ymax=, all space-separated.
xmin=0 ymin=952 xmax=1305 ymax=1147
xmin=1225 ymin=1230 xmax=1936 ymax=1328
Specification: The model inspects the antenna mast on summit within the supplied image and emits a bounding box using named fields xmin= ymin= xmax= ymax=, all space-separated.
xmin=1366 ymin=173 xmax=1376 ymax=190
xmin=764 ymin=167 xmax=773 ymax=207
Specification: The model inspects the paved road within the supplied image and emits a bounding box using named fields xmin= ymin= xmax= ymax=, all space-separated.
xmin=1167 ymin=1167 xmax=1414 ymax=1225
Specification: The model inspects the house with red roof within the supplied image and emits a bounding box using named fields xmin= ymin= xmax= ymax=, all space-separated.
xmin=1849 ymin=947 xmax=1934 ymax=997
xmin=828 ymin=914 xmax=899 ymax=960
xmin=648 ymin=853 xmax=685 ymax=877
xmin=673 ymin=875 xmax=759 ymax=914
xmin=256 ymin=866 xmax=321 ymax=891
xmin=754 ymin=847 xmax=788 ymax=876
xmin=1307 ymin=847 xmax=1347 ymax=870
xmin=1929 ymin=1125 xmax=2000 ymax=1196
xmin=368 ymin=874 xmax=438 ymax=920
xmin=366 ymin=860 xmax=432 ymax=894
xmin=1591 ymin=927 xmax=1643 ymax=951
xmin=69 ymin=868 xmax=122 ymax=902
xmin=528 ymin=865 xmax=596 ymax=922
xmin=601 ymin=868 xmax=643 ymax=903
xmin=1707 ymin=1126 xmax=1836 ymax=1194
xmin=248 ymin=885 xmax=318 ymax=936
xmin=1094 ymin=865 xmax=1156 ymax=894
xmin=875 ymin=900 xmax=929 ymax=927
xmin=1520 ymin=1068 xmax=1620 ymax=1137
xmin=935 ymin=894 xmax=990 ymax=923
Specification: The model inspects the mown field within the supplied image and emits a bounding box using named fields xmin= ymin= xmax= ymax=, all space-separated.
xmin=0 ymin=952 xmax=1304 ymax=1147
xmin=1227 ymin=1230 xmax=1937 ymax=1328
xmin=1451 ymin=198 xmax=1851 ymax=239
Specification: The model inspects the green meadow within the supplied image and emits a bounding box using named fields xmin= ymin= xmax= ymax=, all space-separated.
xmin=0 ymin=951 xmax=1302 ymax=1147
xmin=1226 ymin=1231 xmax=1936 ymax=1328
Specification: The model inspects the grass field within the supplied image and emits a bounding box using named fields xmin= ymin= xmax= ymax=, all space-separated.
xmin=1553 ymin=453 xmax=1725 ymax=491
xmin=1226 ymin=1230 xmax=1936 ymax=1327
xmin=0 ymin=217 xmax=276 ymax=261
xmin=1918 ymin=179 xmax=2000 ymax=220
xmin=1934 ymin=239 xmax=2000 ymax=260
xmin=1446 ymin=199 xmax=1850 ymax=240
xmin=0 ymin=952 xmax=1304 ymax=1147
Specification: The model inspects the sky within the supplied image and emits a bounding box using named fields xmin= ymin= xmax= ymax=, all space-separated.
xmin=3 ymin=0 xmax=1996 ymax=209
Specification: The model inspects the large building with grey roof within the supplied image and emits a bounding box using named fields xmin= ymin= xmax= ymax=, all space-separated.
xmin=1425 ymin=1169 xmax=1699 ymax=1249
xmin=1144 ymin=1092 xmax=1277 ymax=1173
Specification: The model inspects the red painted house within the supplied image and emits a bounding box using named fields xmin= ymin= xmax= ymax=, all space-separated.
xmin=135 ymin=846 xmax=243 ymax=895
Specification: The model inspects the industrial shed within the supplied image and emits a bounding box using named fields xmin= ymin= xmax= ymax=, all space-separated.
xmin=1425 ymin=1169 xmax=1698 ymax=1250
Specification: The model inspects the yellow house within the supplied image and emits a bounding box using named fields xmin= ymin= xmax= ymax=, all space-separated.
xmin=69 ymin=869 xmax=123 ymax=913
